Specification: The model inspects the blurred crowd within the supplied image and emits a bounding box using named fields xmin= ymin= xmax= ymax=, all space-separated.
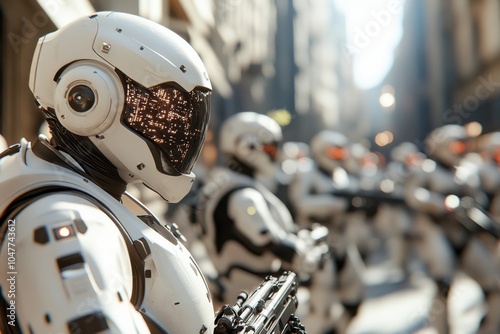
xmin=3 ymin=115 xmax=500 ymax=334
xmin=129 ymin=114 xmax=499 ymax=334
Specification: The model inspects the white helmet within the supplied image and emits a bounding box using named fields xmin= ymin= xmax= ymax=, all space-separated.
xmin=391 ymin=142 xmax=418 ymax=162
xmin=391 ymin=141 xmax=425 ymax=165
xmin=219 ymin=112 xmax=282 ymax=176
xmin=310 ymin=130 xmax=350 ymax=173
xmin=425 ymin=124 xmax=467 ymax=167
xmin=29 ymin=12 xmax=212 ymax=202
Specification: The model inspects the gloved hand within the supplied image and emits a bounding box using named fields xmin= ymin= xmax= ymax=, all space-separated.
xmin=297 ymin=223 xmax=329 ymax=247
xmin=293 ymin=242 xmax=330 ymax=276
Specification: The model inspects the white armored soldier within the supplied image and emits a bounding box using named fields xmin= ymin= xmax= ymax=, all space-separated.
xmin=0 ymin=12 xmax=216 ymax=333
xmin=373 ymin=142 xmax=425 ymax=278
xmin=287 ymin=130 xmax=369 ymax=332
xmin=475 ymin=132 xmax=500 ymax=222
xmin=404 ymin=124 xmax=500 ymax=334
xmin=194 ymin=112 xmax=332 ymax=333
xmin=465 ymin=132 xmax=500 ymax=269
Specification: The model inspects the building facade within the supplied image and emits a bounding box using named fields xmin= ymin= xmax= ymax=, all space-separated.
xmin=1 ymin=0 xmax=356 ymax=149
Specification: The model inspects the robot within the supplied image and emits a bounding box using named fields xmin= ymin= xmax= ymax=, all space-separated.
xmin=287 ymin=130 xmax=370 ymax=332
xmin=404 ymin=124 xmax=500 ymax=334
xmin=0 ymin=12 xmax=216 ymax=333
xmin=287 ymin=131 xmax=350 ymax=229
xmin=467 ymin=132 xmax=500 ymax=267
xmin=310 ymin=132 xmax=386 ymax=261
xmin=270 ymin=140 xmax=312 ymax=213
xmin=372 ymin=142 xmax=425 ymax=278
xmin=475 ymin=132 xmax=500 ymax=222
xmin=193 ymin=112 xmax=333 ymax=333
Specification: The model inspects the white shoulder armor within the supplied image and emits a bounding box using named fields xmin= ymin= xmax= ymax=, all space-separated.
xmin=0 ymin=139 xmax=215 ymax=333
xmin=0 ymin=192 xmax=149 ymax=333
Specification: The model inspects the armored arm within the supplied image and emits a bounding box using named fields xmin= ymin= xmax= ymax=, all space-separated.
xmin=404 ymin=166 xmax=448 ymax=215
xmin=228 ymin=188 xmax=328 ymax=275
xmin=288 ymin=162 xmax=348 ymax=223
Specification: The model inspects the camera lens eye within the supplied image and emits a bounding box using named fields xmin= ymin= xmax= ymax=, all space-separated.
xmin=68 ymin=85 xmax=95 ymax=112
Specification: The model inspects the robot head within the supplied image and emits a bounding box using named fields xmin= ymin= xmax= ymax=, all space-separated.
xmin=425 ymin=125 xmax=467 ymax=167
xmin=391 ymin=142 xmax=425 ymax=166
xmin=29 ymin=12 xmax=212 ymax=202
xmin=219 ymin=112 xmax=282 ymax=177
xmin=310 ymin=130 xmax=350 ymax=173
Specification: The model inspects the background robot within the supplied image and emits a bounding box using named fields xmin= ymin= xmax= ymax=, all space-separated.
xmin=464 ymin=132 xmax=500 ymax=269
xmin=404 ymin=124 xmax=500 ymax=334
xmin=287 ymin=131 xmax=350 ymax=229
xmin=372 ymin=142 xmax=425 ymax=278
xmin=287 ymin=130 xmax=370 ymax=332
xmin=475 ymin=132 xmax=500 ymax=222
xmin=0 ymin=12 xmax=216 ymax=333
xmin=193 ymin=112 xmax=334 ymax=333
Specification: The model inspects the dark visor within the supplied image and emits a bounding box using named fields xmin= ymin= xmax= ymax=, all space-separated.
xmin=122 ymin=77 xmax=211 ymax=175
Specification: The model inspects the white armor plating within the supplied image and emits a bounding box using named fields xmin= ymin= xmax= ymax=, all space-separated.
xmin=0 ymin=139 xmax=214 ymax=333
xmin=195 ymin=112 xmax=333 ymax=333
xmin=196 ymin=166 xmax=316 ymax=300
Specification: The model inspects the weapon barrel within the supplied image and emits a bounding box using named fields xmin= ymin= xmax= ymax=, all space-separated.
xmin=251 ymin=272 xmax=298 ymax=333
xmin=453 ymin=197 xmax=500 ymax=239
xmin=238 ymin=276 xmax=277 ymax=322
xmin=214 ymin=272 xmax=304 ymax=334
xmin=331 ymin=190 xmax=406 ymax=204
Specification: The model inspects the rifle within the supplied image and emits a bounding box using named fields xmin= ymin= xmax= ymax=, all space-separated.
xmin=213 ymin=271 xmax=306 ymax=334
xmin=446 ymin=195 xmax=500 ymax=239
xmin=331 ymin=189 xmax=406 ymax=216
